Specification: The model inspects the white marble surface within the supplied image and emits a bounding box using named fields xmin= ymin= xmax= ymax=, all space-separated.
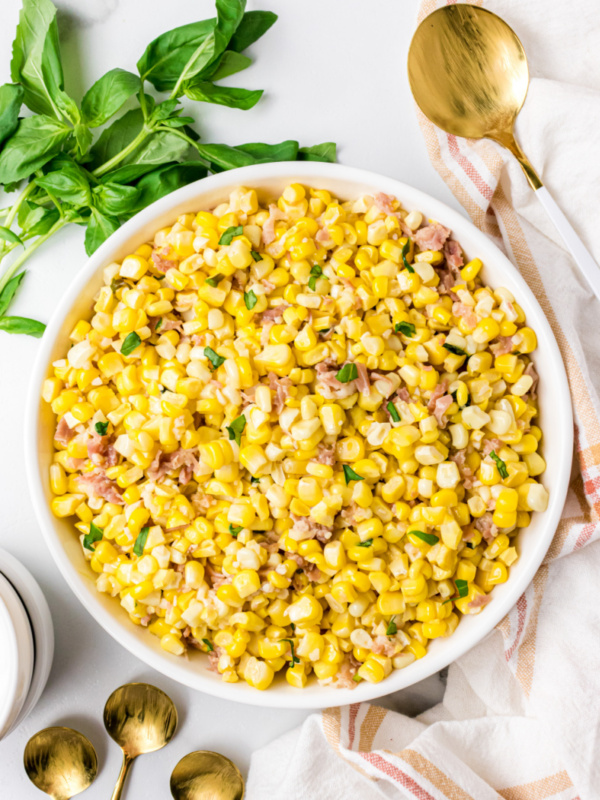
xmin=0 ymin=0 xmax=461 ymax=795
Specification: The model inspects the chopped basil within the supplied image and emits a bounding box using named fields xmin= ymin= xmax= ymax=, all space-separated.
xmin=490 ymin=450 xmax=509 ymax=479
xmin=110 ymin=277 xmax=126 ymax=293
xmin=387 ymin=401 xmax=401 ymax=422
xmin=202 ymin=638 xmax=214 ymax=652
xmin=83 ymin=522 xmax=103 ymax=551
xmin=133 ymin=526 xmax=150 ymax=557
xmin=218 ymin=225 xmax=243 ymax=246
xmin=226 ymin=414 xmax=246 ymax=445
xmin=229 ymin=524 xmax=243 ymax=537
xmin=386 ymin=617 xmax=397 ymax=636
xmin=443 ymin=578 xmax=470 ymax=604
xmin=121 ymin=331 xmax=141 ymax=356
xmin=395 ymin=321 xmax=416 ymax=338
xmin=408 ymin=529 xmax=439 ymax=546
xmin=402 ymin=239 xmax=415 ymax=273
xmin=443 ymin=343 xmax=466 ymax=356
xmin=282 ymin=638 xmax=300 ymax=667
xmin=336 ymin=363 xmax=358 ymax=383
xmin=250 ymin=476 xmax=260 ymax=484
xmin=206 ymin=273 xmax=223 ymax=287
xmin=357 ymin=539 xmax=373 ymax=548
xmin=466 ymin=542 xmax=475 ymax=549
xmin=343 ymin=464 xmax=364 ymax=484
xmin=352 ymin=674 xmax=363 ymax=683
xmin=94 ymin=421 xmax=108 ymax=436
xmin=308 ymin=265 xmax=323 ymax=291
xmin=155 ymin=317 xmax=163 ymax=331
xmin=251 ymin=250 xmax=263 ymax=262
xmin=204 ymin=346 xmax=225 ymax=369
xmin=244 ymin=290 xmax=258 ymax=310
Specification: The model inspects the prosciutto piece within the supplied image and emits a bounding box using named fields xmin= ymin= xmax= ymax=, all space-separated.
xmin=452 ymin=302 xmax=478 ymax=329
xmin=414 ymin=221 xmax=451 ymax=252
xmin=268 ymin=372 xmax=293 ymax=414
xmin=475 ymin=512 xmax=499 ymax=543
xmin=491 ymin=336 xmax=514 ymax=356
xmin=444 ymin=239 xmax=464 ymax=272
xmin=87 ymin=433 xmax=118 ymax=467
xmin=54 ymin=417 xmax=76 ymax=446
xmin=316 ymin=444 xmax=335 ymax=466
xmin=147 ymin=448 xmax=199 ymax=485
xmin=151 ymin=246 xmax=178 ymax=273
xmin=291 ymin=514 xmax=332 ymax=543
xmin=468 ymin=594 xmax=493 ymax=611
xmin=427 ymin=380 xmax=449 ymax=412
xmin=332 ymin=654 xmax=361 ymax=689
xmin=354 ymin=362 xmax=370 ymax=396
xmin=262 ymin=204 xmax=286 ymax=245
xmin=260 ymin=303 xmax=289 ymax=325
xmin=77 ymin=469 xmax=124 ymax=505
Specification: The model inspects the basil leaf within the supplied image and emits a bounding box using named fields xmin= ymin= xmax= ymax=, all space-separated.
xmin=83 ymin=522 xmax=103 ymax=551
xmin=204 ymin=346 xmax=225 ymax=369
xmin=88 ymin=108 xmax=144 ymax=170
xmin=81 ymin=69 xmax=140 ymax=127
xmin=357 ymin=539 xmax=373 ymax=548
xmin=206 ymin=273 xmax=223 ymax=287
xmin=0 ymin=83 xmax=24 ymax=148
xmin=282 ymin=638 xmax=300 ymax=667
xmin=308 ymin=265 xmax=322 ymax=291
xmin=0 ymin=226 xmax=23 ymax=246
xmin=25 ymin=206 xmax=60 ymax=238
xmin=36 ymin=157 xmax=92 ymax=206
xmin=244 ymin=290 xmax=257 ymax=310
xmin=10 ymin=0 xmax=73 ymax=119
xmin=229 ymin=524 xmax=242 ymax=537
xmin=123 ymin=162 xmax=208 ymax=218
xmin=408 ymin=529 xmax=439 ymax=546
xmin=121 ymin=331 xmax=142 ymax=356
xmin=250 ymin=476 xmax=259 ymax=484
xmin=228 ymin=10 xmax=278 ymax=52
xmin=336 ymin=363 xmax=358 ymax=383
xmin=92 ymin=182 xmax=140 ymax=217
xmin=386 ymin=617 xmax=397 ymax=636
xmin=0 ymin=115 xmax=70 ymax=184
xmin=0 ymin=272 xmax=25 ymax=317
xmin=133 ymin=526 xmax=150 ymax=556
xmin=202 ymin=638 xmax=214 ymax=652
xmin=455 ymin=579 xmax=469 ymax=598
xmin=387 ymin=401 xmax=401 ymax=423
xmin=395 ymin=321 xmax=416 ymax=338
xmin=298 ymin=142 xmax=337 ymax=163
xmin=251 ymin=250 xmax=262 ymax=262
xmin=148 ymin=98 xmax=181 ymax=124
xmin=0 ymin=316 xmax=45 ymax=338
xmin=74 ymin=123 xmax=93 ymax=159
xmin=138 ymin=19 xmax=215 ymax=90
xmin=402 ymin=239 xmax=414 ymax=273
xmin=443 ymin=343 xmax=466 ymax=356
xmin=184 ymin=81 xmax=263 ymax=110
xmin=343 ymin=465 xmax=364 ymax=484
xmin=237 ymin=140 xmax=299 ymax=161
xmin=226 ymin=414 xmax=246 ymax=445
xmin=219 ymin=225 xmax=244 ymax=245
xmin=207 ymin=50 xmax=252 ymax=81
xmin=196 ymin=140 xmax=299 ymax=172
xmin=95 ymin=421 xmax=109 ymax=436
xmin=155 ymin=317 xmax=163 ymax=331
xmin=85 ymin=208 xmax=120 ymax=256
xmin=490 ymin=450 xmax=509 ymax=479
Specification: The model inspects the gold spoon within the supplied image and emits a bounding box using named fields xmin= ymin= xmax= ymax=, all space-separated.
xmin=408 ymin=3 xmax=600 ymax=298
xmin=170 ymin=751 xmax=245 ymax=800
xmin=104 ymin=682 xmax=178 ymax=800
xmin=23 ymin=727 xmax=98 ymax=800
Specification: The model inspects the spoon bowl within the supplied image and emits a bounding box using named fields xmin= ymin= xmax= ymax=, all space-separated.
xmin=170 ymin=751 xmax=245 ymax=800
xmin=104 ymin=683 xmax=178 ymax=800
xmin=23 ymin=727 xmax=98 ymax=800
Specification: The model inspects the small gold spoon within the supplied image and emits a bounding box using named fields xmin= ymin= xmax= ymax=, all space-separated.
xmin=104 ymin=683 xmax=178 ymax=800
xmin=170 ymin=751 xmax=245 ymax=800
xmin=23 ymin=727 xmax=98 ymax=800
xmin=408 ymin=3 xmax=600 ymax=298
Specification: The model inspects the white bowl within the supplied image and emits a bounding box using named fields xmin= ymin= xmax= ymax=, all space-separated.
xmin=0 ymin=548 xmax=54 ymax=738
xmin=0 ymin=571 xmax=34 ymax=738
xmin=25 ymin=162 xmax=573 ymax=708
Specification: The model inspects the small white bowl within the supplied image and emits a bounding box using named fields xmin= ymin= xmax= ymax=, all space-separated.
xmin=0 ymin=571 xmax=34 ymax=739
xmin=25 ymin=163 xmax=573 ymax=708
xmin=0 ymin=549 xmax=54 ymax=738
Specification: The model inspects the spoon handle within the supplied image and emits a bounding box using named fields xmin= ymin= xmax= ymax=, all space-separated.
xmin=110 ymin=753 xmax=134 ymax=800
xmin=534 ymin=186 xmax=600 ymax=300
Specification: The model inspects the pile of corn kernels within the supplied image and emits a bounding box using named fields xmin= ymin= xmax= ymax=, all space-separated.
xmin=44 ymin=184 xmax=548 ymax=691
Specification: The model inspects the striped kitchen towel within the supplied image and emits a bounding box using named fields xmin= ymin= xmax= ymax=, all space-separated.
xmin=246 ymin=1 xmax=600 ymax=797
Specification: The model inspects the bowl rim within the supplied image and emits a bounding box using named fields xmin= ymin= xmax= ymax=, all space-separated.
xmin=25 ymin=161 xmax=573 ymax=708
xmin=0 ymin=571 xmax=34 ymax=738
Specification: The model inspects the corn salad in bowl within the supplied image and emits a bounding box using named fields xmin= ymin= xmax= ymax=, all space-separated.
xmin=43 ymin=182 xmax=548 ymax=692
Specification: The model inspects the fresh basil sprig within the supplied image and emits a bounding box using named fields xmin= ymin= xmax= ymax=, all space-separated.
xmin=0 ymin=0 xmax=337 ymax=336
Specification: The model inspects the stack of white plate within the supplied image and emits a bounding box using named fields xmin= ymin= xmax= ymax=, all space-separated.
xmin=0 ymin=548 xmax=54 ymax=741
